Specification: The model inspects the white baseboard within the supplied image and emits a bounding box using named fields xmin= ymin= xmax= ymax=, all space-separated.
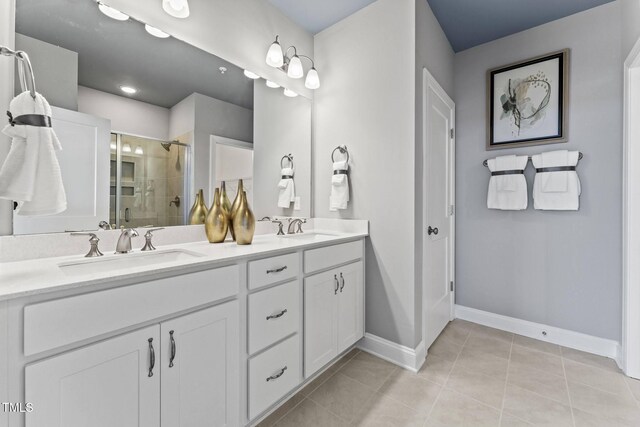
xmin=455 ymin=305 xmax=622 ymax=367
xmin=357 ymin=333 xmax=426 ymax=372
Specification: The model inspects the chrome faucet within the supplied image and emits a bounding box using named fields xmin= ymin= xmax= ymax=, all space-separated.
xmin=287 ymin=218 xmax=306 ymax=234
xmin=272 ymin=220 xmax=285 ymax=236
xmin=115 ymin=228 xmax=139 ymax=254
xmin=141 ymin=228 xmax=164 ymax=251
xmin=71 ymin=232 xmax=104 ymax=257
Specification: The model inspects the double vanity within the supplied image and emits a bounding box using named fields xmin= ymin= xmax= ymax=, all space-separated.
xmin=0 ymin=219 xmax=368 ymax=427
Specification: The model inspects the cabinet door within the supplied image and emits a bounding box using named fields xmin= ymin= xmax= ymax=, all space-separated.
xmin=337 ymin=261 xmax=365 ymax=353
xmin=25 ymin=325 xmax=160 ymax=427
xmin=304 ymin=270 xmax=339 ymax=378
xmin=161 ymin=301 xmax=239 ymax=427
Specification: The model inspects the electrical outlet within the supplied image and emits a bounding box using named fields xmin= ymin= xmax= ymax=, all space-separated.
xmin=294 ymin=197 xmax=301 ymax=210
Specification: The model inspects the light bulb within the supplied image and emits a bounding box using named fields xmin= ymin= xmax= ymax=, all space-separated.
xmin=266 ymin=37 xmax=284 ymax=68
xmin=243 ymin=70 xmax=260 ymax=79
xmin=135 ymin=146 xmax=144 ymax=155
xmin=98 ymin=3 xmax=129 ymax=21
xmin=287 ymin=55 xmax=304 ymax=79
xmin=266 ymin=80 xmax=280 ymax=88
xmin=162 ymin=0 xmax=190 ymax=18
xmin=145 ymin=24 xmax=170 ymax=38
xmin=283 ymin=88 xmax=298 ymax=98
xmin=305 ymin=67 xmax=320 ymax=89
xmin=122 ymin=143 xmax=132 ymax=153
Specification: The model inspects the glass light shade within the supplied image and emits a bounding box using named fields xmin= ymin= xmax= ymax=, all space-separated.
xmin=305 ymin=67 xmax=320 ymax=89
xmin=162 ymin=0 xmax=190 ymax=18
xmin=122 ymin=143 xmax=132 ymax=153
xmin=135 ymin=146 xmax=144 ymax=155
xmin=266 ymin=40 xmax=284 ymax=68
xmin=145 ymin=24 xmax=170 ymax=38
xmin=287 ymin=55 xmax=304 ymax=79
xmin=283 ymin=88 xmax=298 ymax=98
xmin=266 ymin=80 xmax=280 ymax=88
xmin=98 ymin=3 xmax=129 ymax=21
xmin=243 ymin=70 xmax=260 ymax=79
xmin=110 ymin=142 xmax=117 ymax=150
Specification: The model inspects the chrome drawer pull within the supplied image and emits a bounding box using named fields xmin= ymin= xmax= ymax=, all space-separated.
xmin=267 ymin=266 xmax=288 ymax=274
xmin=340 ymin=273 xmax=345 ymax=293
xmin=266 ymin=309 xmax=288 ymax=320
xmin=169 ymin=330 xmax=176 ymax=368
xmin=148 ymin=338 xmax=155 ymax=377
xmin=266 ymin=366 xmax=288 ymax=382
xmin=334 ymin=275 xmax=339 ymax=295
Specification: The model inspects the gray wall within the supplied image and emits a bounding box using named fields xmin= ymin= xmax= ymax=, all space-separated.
xmin=253 ymin=82 xmax=312 ymax=219
xmin=622 ymin=0 xmax=640 ymax=57
xmin=454 ymin=2 xmax=623 ymax=341
xmin=0 ymin=0 xmax=15 ymax=236
xmin=15 ymin=33 xmax=78 ymax=110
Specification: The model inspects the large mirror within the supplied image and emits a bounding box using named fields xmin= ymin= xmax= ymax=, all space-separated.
xmin=10 ymin=0 xmax=312 ymax=235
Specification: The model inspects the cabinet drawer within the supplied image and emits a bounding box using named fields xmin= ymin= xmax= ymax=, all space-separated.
xmin=304 ymin=240 xmax=363 ymax=274
xmin=248 ymin=281 xmax=299 ymax=354
xmin=248 ymin=252 xmax=299 ymax=290
xmin=24 ymin=265 xmax=239 ymax=356
xmin=248 ymin=334 xmax=301 ymax=420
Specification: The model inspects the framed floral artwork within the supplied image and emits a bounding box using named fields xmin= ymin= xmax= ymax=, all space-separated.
xmin=487 ymin=49 xmax=569 ymax=150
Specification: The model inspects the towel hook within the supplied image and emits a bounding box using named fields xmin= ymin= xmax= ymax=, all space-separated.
xmin=281 ymin=154 xmax=294 ymax=169
xmin=331 ymin=145 xmax=349 ymax=163
xmin=482 ymin=152 xmax=583 ymax=167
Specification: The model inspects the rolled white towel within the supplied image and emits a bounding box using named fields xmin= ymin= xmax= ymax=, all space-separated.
xmin=330 ymin=160 xmax=349 ymax=211
xmin=0 ymin=91 xmax=66 ymax=216
xmin=278 ymin=167 xmax=295 ymax=208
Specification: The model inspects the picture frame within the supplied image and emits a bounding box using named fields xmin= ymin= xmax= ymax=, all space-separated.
xmin=486 ymin=49 xmax=569 ymax=150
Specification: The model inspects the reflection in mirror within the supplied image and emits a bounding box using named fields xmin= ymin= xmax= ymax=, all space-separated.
xmin=11 ymin=0 xmax=311 ymax=235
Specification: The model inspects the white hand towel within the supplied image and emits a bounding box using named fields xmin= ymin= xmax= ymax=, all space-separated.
xmin=330 ymin=160 xmax=349 ymax=211
xmin=532 ymin=150 xmax=580 ymax=210
xmin=277 ymin=167 xmax=295 ymax=208
xmin=486 ymin=155 xmax=528 ymax=210
xmin=0 ymin=91 xmax=66 ymax=215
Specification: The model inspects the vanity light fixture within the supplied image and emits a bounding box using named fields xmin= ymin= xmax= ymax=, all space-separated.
xmin=162 ymin=0 xmax=190 ymax=19
xmin=243 ymin=70 xmax=260 ymax=79
xmin=120 ymin=85 xmax=137 ymax=94
xmin=98 ymin=2 xmax=130 ymax=21
xmin=266 ymin=80 xmax=280 ymax=89
xmin=145 ymin=24 xmax=170 ymax=38
xmin=265 ymin=35 xmax=320 ymax=89
xmin=122 ymin=143 xmax=132 ymax=153
xmin=110 ymin=142 xmax=117 ymax=150
xmin=283 ymin=88 xmax=298 ymax=98
xmin=135 ymin=146 xmax=144 ymax=155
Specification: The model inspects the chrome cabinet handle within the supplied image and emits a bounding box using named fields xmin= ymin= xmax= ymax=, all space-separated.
xmin=340 ymin=273 xmax=345 ymax=293
xmin=266 ymin=366 xmax=287 ymax=382
xmin=267 ymin=266 xmax=287 ymax=274
xmin=148 ymin=338 xmax=155 ymax=377
xmin=266 ymin=309 xmax=288 ymax=320
xmin=334 ymin=275 xmax=339 ymax=295
xmin=169 ymin=330 xmax=176 ymax=368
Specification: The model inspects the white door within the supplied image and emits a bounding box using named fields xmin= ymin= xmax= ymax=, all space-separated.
xmin=423 ymin=69 xmax=456 ymax=350
xmin=161 ymin=301 xmax=239 ymax=427
xmin=337 ymin=261 xmax=364 ymax=353
xmin=25 ymin=325 xmax=160 ymax=427
xmin=13 ymin=106 xmax=111 ymax=234
xmin=304 ymin=270 xmax=339 ymax=378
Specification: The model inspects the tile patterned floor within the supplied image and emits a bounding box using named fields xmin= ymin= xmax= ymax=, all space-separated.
xmin=257 ymin=320 xmax=640 ymax=426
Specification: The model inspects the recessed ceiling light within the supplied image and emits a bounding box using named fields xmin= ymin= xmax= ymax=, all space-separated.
xmin=243 ymin=70 xmax=260 ymax=79
xmin=120 ymin=86 xmax=137 ymax=94
xmin=283 ymin=88 xmax=298 ymax=98
xmin=219 ymin=67 xmax=227 ymax=74
xmin=266 ymin=80 xmax=280 ymax=88
xmin=98 ymin=3 xmax=129 ymax=21
xmin=145 ymin=24 xmax=170 ymax=38
xmin=162 ymin=0 xmax=190 ymax=19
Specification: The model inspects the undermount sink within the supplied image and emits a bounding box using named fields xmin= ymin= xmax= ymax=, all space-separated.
xmin=58 ymin=249 xmax=204 ymax=276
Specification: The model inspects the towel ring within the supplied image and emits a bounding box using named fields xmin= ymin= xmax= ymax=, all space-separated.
xmin=331 ymin=145 xmax=349 ymax=163
xmin=482 ymin=152 xmax=583 ymax=167
xmin=281 ymin=154 xmax=294 ymax=169
xmin=1 ymin=47 xmax=36 ymax=99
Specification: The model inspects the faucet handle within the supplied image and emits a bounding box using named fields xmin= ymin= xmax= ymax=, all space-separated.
xmin=71 ymin=232 xmax=104 ymax=258
xmin=141 ymin=228 xmax=164 ymax=251
xmin=272 ymin=220 xmax=285 ymax=236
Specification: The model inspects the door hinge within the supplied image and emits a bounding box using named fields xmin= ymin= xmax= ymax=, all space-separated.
xmin=450 ymin=128 xmax=455 ymax=139
xmin=450 ymin=281 xmax=454 ymax=292
xmin=448 ymin=205 xmax=455 ymax=216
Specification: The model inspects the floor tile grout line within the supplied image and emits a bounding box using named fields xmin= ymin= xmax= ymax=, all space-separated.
xmin=268 ymin=396 xmax=307 ymax=427
xmin=498 ymin=333 xmax=514 ymax=426
xmin=622 ymin=376 xmax=640 ymax=409
xmin=560 ymin=351 xmax=577 ymax=427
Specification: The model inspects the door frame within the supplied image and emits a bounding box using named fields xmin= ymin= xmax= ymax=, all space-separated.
xmin=622 ymin=37 xmax=640 ymax=378
xmin=421 ymin=67 xmax=456 ymax=348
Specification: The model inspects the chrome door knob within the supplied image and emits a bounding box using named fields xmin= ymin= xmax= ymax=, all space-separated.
xmin=427 ymin=226 xmax=439 ymax=236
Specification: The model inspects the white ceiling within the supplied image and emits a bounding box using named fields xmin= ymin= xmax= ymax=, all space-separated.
xmin=267 ymin=0 xmax=377 ymax=34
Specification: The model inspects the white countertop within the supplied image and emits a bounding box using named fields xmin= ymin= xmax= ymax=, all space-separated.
xmin=0 ymin=220 xmax=368 ymax=301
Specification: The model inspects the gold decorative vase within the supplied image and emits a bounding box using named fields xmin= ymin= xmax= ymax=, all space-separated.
xmin=230 ymin=179 xmax=244 ymax=241
xmin=205 ymin=188 xmax=229 ymax=243
xmin=232 ymin=190 xmax=255 ymax=245
xmin=220 ymin=181 xmax=234 ymax=240
xmin=188 ymin=189 xmax=208 ymax=225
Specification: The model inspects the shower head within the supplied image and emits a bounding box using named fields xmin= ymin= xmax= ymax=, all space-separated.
xmin=161 ymin=142 xmax=172 ymax=152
